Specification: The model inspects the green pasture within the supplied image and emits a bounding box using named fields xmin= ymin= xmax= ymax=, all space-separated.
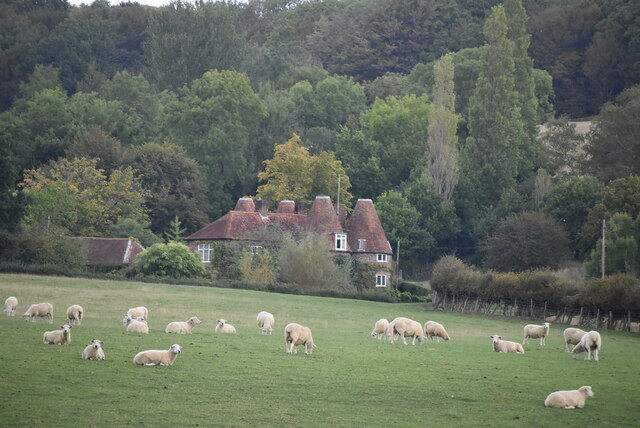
xmin=0 ymin=274 xmax=638 ymax=427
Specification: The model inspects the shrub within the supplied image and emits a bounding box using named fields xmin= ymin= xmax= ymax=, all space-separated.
xmin=133 ymin=242 xmax=206 ymax=279
xmin=579 ymin=274 xmax=640 ymax=313
xmin=238 ymin=249 xmax=276 ymax=284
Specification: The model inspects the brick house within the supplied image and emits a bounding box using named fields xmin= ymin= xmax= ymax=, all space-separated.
xmin=71 ymin=237 xmax=145 ymax=265
xmin=185 ymin=196 xmax=393 ymax=287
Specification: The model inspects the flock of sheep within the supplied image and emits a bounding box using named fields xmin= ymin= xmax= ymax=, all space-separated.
xmin=5 ymin=295 xmax=603 ymax=409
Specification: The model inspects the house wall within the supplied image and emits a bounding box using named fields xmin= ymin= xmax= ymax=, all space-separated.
xmin=352 ymin=253 xmax=392 ymax=271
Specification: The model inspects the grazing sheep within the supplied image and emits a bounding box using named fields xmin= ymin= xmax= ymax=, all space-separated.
xmin=490 ymin=335 xmax=525 ymax=354
xmin=424 ymin=321 xmax=451 ymax=342
xmin=4 ymin=296 xmax=18 ymax=316
xmin=66 ymin=304 xmax=84 ymax=325
xmin=133 ymin=344 xmax=182 ymax=366
xmin=256 ymin=311 xmax=275 ymax=335
xmin=215 ymin=319 xmax=236 ymax=334
xmin=43 ymin=324 xmax=72 ymax=345
xmin=284 ymin=323 xmax=315 ymax=355
xmin=523 ymin=322 xmax=550 ymax=345
xmin=23 ymin=303 xmax=53 ymax=323
xmin=165 ymin=316 xmax=202 ymax=334
xmin=82 ymin=339 xmax=105 ymax=360
xmin=572 ymin=331 xmax=601 ymax=361
xmin=563 ymin=328 xmax=587 ymax=353
xmin=371 ymin=318 xmax=390 ymax=340
xmin=544 ymin=386 xmax=594 ymax=409
xmin=123 ymin=314 xmax=149 ymax=334
xmin=127 ymin=306 xmax=148 ymax=320
xmin=387 ymin=317 xmax=424 ymax=345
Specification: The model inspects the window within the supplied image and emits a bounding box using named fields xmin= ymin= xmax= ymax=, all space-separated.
xmin=250 ymin=245 xmax=263 ymax=255
xmin=375 ymin=274 xmax=387 ymax=287
xmin=197 ymin=243 xmax=213 ymax=263
xmin=335 ymin=233 xmax=347 ymax=251
xmin=358 ymin=239 xmax=366 ymax=251
xmin=377 ymin=253 xmax=388 ymax=262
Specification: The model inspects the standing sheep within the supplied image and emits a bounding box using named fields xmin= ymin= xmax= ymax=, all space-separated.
xmin=544 ymin=386 xmax=594 ymax=409
xmin=82 ymin=339 xmax=105 ymax=360
xmin=127 ymin=306 xmax=148 ymax=320
xmin=490 ymin=335 xmax=525 ymax=354
xmin=43 ymin=324 xmax=72 ymax=345
xmin=4 ymin=296 xmax=18 ymax=316
xmin=66 ymin=304 xmax=84 ymax=325
xmin=215 ymin=319 xmax=236 ymax=333
xmin=256 ymin=311 xmax=275 ymax=335
xmin=387 ymin=317 xmax=424 ymax=345
xmin=563 ymin=328 xmax=587 ymax=353
xmin=572 ymin=331 xmax=601 ymax=362
xmin=133 ymin=344 xmax=182 ymax=366
xmin=23 ymin=303 xmax=53 ymax=323
xmin=284 ymin=323 xmax=315 ymax=355
xmin=371 ymin=318 xmax=390 ymax=340
xmin=165 ymin=317 xmax=202 ymax=334
xmin=424 ymin=321 xmax=451 ymax=342
xmin=123 ymin=314 xmax=149 ymax=334
xmin=523 ymin=322 xmax=550 ymax=345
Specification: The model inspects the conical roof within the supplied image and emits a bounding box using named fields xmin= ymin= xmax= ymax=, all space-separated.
xmin=346 ymin=199 xmax=392 ymax=254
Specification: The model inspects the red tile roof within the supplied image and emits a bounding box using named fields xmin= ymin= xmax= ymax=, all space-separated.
xmin=71 ymin=237 xmax=145 ymax=265
xmin=346 ymin=199 xmax=392 ymax=254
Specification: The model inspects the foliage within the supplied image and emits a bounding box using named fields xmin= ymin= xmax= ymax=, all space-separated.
xmin=238 ymin=248 xmax=277 ymax=284
xmin=164 ymin=216 xmax=186 ymax=244
xmin=133 ymin=241 xmax=206 ymax=279
xmin=538 ymin=117 xmax=588 ymax=178
xmin=585 ymin=213 xmax=640 ymax=278
xmin=579 ymin=274 xmax=640 ymax=314
xmin=108 ymin=218 xmax=163 ymax=249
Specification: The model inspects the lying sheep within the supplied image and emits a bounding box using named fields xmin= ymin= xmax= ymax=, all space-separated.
xmin=572 ymin=330 xmax=601 ymax=362
xmin=257 ymin=311 xmax=275 ymax=335
xmin=490 ymin=335 xmax=525 ymax=354
xmin=387 ymin=317 xmax=424 ymax=345
xmin=544 ymin=386 xmax=594 ymax=409
xmin=523 ymin=322 xmax=550 ymax=345
xmin=127 ymin=306 xmax=148 ymax=320
xmin=43 ymin=324 xmax=72 ymax=345
xmin=371 ymin=318 xmax=390 ymax=340
xmin=165 ymin=316 xmax=202 ymax=334
xmin=82 ymin=339 xmax=105 ymax=360
xmin=4 ymin=296 xmax=17 ymax=316
xmin=123 ymin=314 xmax=149 ymax=334
xmin=284 ymin=323 xmax=315 ymax=355
xmin=133 ymin=344 xmax=182 ymax=366
xmin=215 ymin=319 xmax=236 ymax=334
xmin=563 ymin=328 xmax=587 ymax=353
xmin=23 ymin=303 xmax=53 ymax=323
xmin=424 ymin=320 xmax=451 ymax=342
xmin=66 ymin=304 xmax=84 ymax=325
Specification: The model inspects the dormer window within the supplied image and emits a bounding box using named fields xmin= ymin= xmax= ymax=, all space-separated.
xmin=377 ymin=253 xmax=388 ymax=262
xmin=358 ymin=239 xmax=366 ymax=251
xmin=335 ymin=233 xmax=347 ymax=251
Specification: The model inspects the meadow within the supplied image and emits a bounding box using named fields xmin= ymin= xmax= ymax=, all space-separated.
xmin=0 ymin=273 xmax=639 ymax=427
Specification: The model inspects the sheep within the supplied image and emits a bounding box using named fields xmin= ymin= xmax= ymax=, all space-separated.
xmin=490 ymin=335 xmax=525 ymax=354
xmin=133 ymin=344 xmax=182 ymax=366
xmin=387 ymin=317 xmax=424 ymax=345
xmin=82 ymin=339 xmax=105 ymax=360
xmin=371 ymin=318 xmax=390 ymax=340
xmin=43 ymin=324 xmax=72 ymax=345
xmin=523 ymin=322 xmax=550 ymax=345
xmin=126 ymin=306 xmax=148 ymax=320
xmin=544 ymin=386 xmax=594 ymax=409
xmin=424 ymin=320 xmax=451 ymax=342
xmin=572 ymin=330 xmax=601 ymax=362
xmin=563 ymin=328 xmax=587 ymax=353
xmin=4 ymin=296 xmax=17 ymax=316
xmin=66 ymin=304 xmax=84 ymax=325
xmin=123 ymin=314 xmax=149 ymax=334
xmin=284 ymin=323 xmax=315 ymax=355
xmin=215 ymin=319 xmax=236 ymax=334
xmin=256 ymin=311 xmax=275 ymax=335
xmin=23 ymin=303 xmax=53 ymax=323
xmin=165 ymin=316 xmax=202 ymax=334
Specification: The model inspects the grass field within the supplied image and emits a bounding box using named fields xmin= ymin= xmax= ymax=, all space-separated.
xmin=1 ymin=274 xmax=639 ymax=427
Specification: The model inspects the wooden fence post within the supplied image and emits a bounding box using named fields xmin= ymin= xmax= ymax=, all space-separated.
xmin=543 ymin=301 xmax=547 ymax=320
xmin=596 ymin=309 xmax=600 ymax=329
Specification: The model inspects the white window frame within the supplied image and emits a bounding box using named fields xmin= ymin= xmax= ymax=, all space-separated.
xmin=377 ymin=253 xmax=388 ymax=262
xmin=335 ymin=233 xmax=347 ymax=251
xmin=358 ymin=239 xmax=366 ymax=251
xmin=375 ymin=274 xmax=387 ymax=287
xmin=198 ymin=243 xmax=213 ymax=263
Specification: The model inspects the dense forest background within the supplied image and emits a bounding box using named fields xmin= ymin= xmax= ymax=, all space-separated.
xmin=1 ymin=0 xmax=639 ymax=279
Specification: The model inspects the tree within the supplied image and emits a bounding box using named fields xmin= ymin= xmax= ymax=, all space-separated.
xmin=65 ymin=126 xmax=126 ymax=173
xmin=133 ymin=242 xmax=206 ymax=279
xmin=585 ymin=213 xmax=639 ymax=278
xmin=164 ymin=216 xmax=186 ymax=244
xmin=538 ymin=117 xmax=588 ymax=178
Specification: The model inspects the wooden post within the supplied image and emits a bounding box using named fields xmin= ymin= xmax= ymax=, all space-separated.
xmin=601 ymin=219 xmax=606 ymax=278
xmin=609 ymin=311 xmax=613 ymax=330
xmin=579 ymin=307 xmax=584 ymax=326
xmin=628 ymin=311 xmax=632 ymax=332
xmin=596 ymin=309 xmax=600 ymax=329
xmin=530 ymin=298 xmax=534 ymax=318
xmin=543 ymin=301 xmax=547 ymax=320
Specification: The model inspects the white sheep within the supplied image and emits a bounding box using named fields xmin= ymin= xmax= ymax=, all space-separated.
xmin=23 ymin=303 xmax=53 ymax=323
xmin=572 ymin=330 xmax=601 ymax=362
xmin=387 ymin=317 xmax=424 ymax=345
xmin=563 ymin=328 xmax=587 ymax=353
xmin=4 ymin=296 xmax=18 ymax=316
xmin=424 ymin=320 xmax=451 ymax=342
xmin=123 ymin=314 xmax=149 ymax=334
xmin=133 ymin=344 xmax=182 ymax=366
xmin=82 ymin=339 xmax=105 ymax=360
xmin=523 ymin=322 xmax=550 ymax=345
xmin=126 ymin=306 xmax=148 ymax=320
xmin=284 ymin=322 xmax=315 ymax=355
xmin=66 ymin=304 xmax=84 ymax=325
xmin=371 ymin=318 xmax=390 ymax=340
xmin=165 ymin=316 xmax=202 ymax=334
xmin=544 ymin=386 xmax=594 ymax=409
xmin=43 ymin=324 xmax=72 ymax=345
xmin=215 ymin=319 xmax=236 ymax=334
xmin=256 ymin=311 xmax=275 ymax=335
xmin=490 ymin=335 xmax=525 ymax=354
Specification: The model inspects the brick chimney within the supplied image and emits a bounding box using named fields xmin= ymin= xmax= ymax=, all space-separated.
xmin=277 ymin=200 xmax=296 ymax=214
xmin=255 ymin=199 xmax=269 ymax=215
xmin=234 ymin=198 xmax=255 ymax=212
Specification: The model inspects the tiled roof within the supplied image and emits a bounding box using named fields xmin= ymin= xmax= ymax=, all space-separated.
xmin=186 ymin=210 xmax=265 ymax=241
xmin=71 ymin=237 xmax=145 ymax=265
xmin=346 ymin=199 xmax=392 ymax=254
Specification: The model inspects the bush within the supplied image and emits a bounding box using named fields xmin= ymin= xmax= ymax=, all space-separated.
xmin=398 ymin=281 xmax=430 ymax=296
xmin=238 ymin=249 xmax=276 ymax=284
xmin=579 ymin=274 xmax=640 ymax=313
xmin=133 ymin=242 xmax=206 ymax=279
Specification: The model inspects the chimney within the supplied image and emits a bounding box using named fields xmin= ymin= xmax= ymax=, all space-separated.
xmin=234 ymin=198 xmax=255 ymax=212
xmin=255 ymin=199 xmax=269 ymax=215
xmin=277 ymin=200 xmax=296 ymax=214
